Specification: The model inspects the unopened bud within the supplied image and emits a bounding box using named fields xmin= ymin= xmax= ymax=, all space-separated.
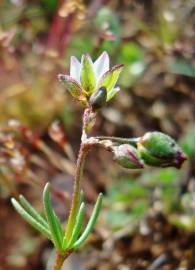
xmin=113 ymin=144 xmax=144 ymax=169
xmin=137 ymin=131 xmax=187 ymax=169
xmin=89 ymin=86 xmax=107 ymax=110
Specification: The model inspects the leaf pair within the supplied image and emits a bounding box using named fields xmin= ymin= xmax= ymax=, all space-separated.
xmin=11 ymin=183 xmax=103 ymax=253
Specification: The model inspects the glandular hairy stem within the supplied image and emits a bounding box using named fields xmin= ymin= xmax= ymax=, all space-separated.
xmin=65 ymin=109 xmax=93 ymax=243
xmin=65 ymin=143 xmax=89 ymax=242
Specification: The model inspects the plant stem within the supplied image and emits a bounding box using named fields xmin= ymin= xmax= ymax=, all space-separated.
xmin=52 ymin=253 xmax=65 ymax=270
xmin=65 ymin=109 xmax=92 ymax=243
xmin=52 ymin=251 xmax=72 ymax=270
xmin=53 ymin=108 xmax=94 ymax=269
xmin=95 ymin=136 xmax=140 ymax=146
xmin=65 ymin=143 xmax=89 ymax=242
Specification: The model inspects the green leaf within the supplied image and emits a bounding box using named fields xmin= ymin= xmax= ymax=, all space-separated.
xmin=11 ymin=198 xmax=51 ymax=239
xmin=19 ymin=195 xmax=49 ymax=229
xmin=65 ymin=202 xmax=85 ymax=249
xmin=98 ymin=64 xmax=123 ymax=92
xmin=62 ymin=191 xmax=84 ymax=249
xmin=43 ymin=183 xmax=64 ymax=251
xmin=58 ymin=74 xmax=83 ymax=98
xmin=80 ymin=54 xmax=96 ymax=94
xmin=79 ymin=190 xmax=84 ymax=206
xmin=73 ymin=193 xmax=103 ymax=250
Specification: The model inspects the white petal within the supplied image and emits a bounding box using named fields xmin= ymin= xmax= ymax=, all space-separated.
xmin=94 ymin=51 xmax=109 ymax=84
xmin=70 ymin=56 xmax=81 ymax=83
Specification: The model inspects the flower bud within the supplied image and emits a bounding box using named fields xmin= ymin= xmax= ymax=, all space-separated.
xmin=137 ymin=132 xmax=187 ymax=169
xmin=89 ymin=86 xmax=107 ymax=110
xmin=113 ymin=144 xmax=144 ymax=169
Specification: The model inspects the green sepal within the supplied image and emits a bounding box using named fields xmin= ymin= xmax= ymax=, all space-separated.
xmin=113 ymin=144 xmax=144 ymax=169
xmin=73 ymin=193 xmax=103 ymax=250
xmin=65 ymin=202 xmax=85 ymax=249
xmin=107 ymin=87 xmax=120 ymax=101
xmin=80 ymin=54 xmax=96 ymax=94
xmin=11 ymin=198 xmax=51 ymax=239
xmin=89 ymin=86 xmax=107 ymax=110
xmin=43 ymin=183 xmax=64 ymax=251
xmin=19 ymin=195 xmax=49 ymax=229
xmin=58 ymin=74 xmax=83 ymax=98
xmin=98 ymin=64 xmax=123 ymax=92
xmin=138 ymin=144 xmax=166 ymax=167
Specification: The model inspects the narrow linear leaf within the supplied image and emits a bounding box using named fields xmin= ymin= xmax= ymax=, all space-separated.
xmin=64 ymin=189 xmax=84 ymax=243
xmin=11 ymin=198 xmax=51 ymax=239
xmin=79 ymin=190 xmax=84 ymax=206
xmin=19 ymin=195 xmax=49 ymax=229
xmin=66 ymin=202 xmax=85 ymax=249
xmin=43 ymin=183 xmax=64 ymax=251
xmin=73 ymin=193 xmax=103 ymax=250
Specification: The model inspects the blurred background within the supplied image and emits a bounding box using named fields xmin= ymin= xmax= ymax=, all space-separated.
xmin=0 ymin=0 xmax=195 ymax=269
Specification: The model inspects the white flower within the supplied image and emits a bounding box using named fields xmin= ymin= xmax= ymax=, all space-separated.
xmin=58 ymin=51 xmax=123 ymax=104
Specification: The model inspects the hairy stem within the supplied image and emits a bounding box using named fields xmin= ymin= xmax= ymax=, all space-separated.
xmin=65 ymin=143 xmax=89 ymax=242
xmin=65 ymin=109 xmax=92 ymax=242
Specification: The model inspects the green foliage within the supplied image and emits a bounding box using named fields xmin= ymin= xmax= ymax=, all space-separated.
xmin=11 ymin=183 xmax=103 ymax=253
xmin=73 ymin=193 xmax=103 ymax=249
xmin=65 ymin=202 xmax=85 ymax=249
xmin=43 ymin=184 xmax=64 ymax=251
xmin=11 ymin=198 xmax=52 ymax=239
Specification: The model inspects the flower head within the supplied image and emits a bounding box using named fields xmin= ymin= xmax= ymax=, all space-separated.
xmin=58 ymin=52 xmax=123 ymax=106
